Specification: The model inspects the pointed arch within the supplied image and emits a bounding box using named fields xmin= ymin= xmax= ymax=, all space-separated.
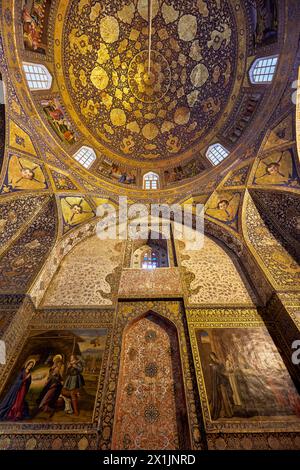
xmin=112 ymin=310 xmax=190 ymax=450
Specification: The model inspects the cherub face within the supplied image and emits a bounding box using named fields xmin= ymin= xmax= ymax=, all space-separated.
xmin=21 ymin=168 xmax=34 ymax=180
xmin=266 ymin=163 xmax=280 ymax=175
xmin=218 ymin=200 xmax=229 ymax=210
xmin=71 ymin=204 xmax=83 ymax=215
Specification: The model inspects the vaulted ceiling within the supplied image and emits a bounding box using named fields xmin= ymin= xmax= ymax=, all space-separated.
xmin=0 ymin=0 xmax=299 ymax=201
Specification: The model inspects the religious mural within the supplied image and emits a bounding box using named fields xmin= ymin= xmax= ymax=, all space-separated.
xmin=253 ymin=149 xmax=300 ymax=187
xmin=1 ymin=155 xmax=47 ymax=193
xmin=249 ymin=0 xmax=278 ymax=47
xmin=0 ymin=328 xmax=108 ymax=422
xmin=96 ymin=158 xmax=136 ymax=185
xmin=41 ymin=98 xmax=76 ymax=145
xmin=245 ymin=195 xmax=300 ymax=289
xmin=196 ymin=327 xmax=300 ymax=422
xmin=164 ymin=158 xmax=205 ymax=185
xmin=113 ymin=313 xmax=189 ymax=450
xmin=22 ymin=0 xmax=52 ymax=54
xmin=205 ymin=192 xmax=241 ymax=230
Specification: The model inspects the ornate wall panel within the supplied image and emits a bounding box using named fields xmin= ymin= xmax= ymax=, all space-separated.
xmin=0 ymin=196 xmax=57 ymax=294
xmin=112 ymin=313 xmax=190 ymax=450
xmin=187 ymin=308 xmax=300 ymax=435
xmin=118 ymin=267 xmax=182 ymax=298
xmin=42 ymin=235 xmax=124 ymax=307
xmin=98 ymin=301 xmax=206 ymax=450
xmin=250 ymin=189 xmax=300 ymax=252
xmin=243 ymin=193 xmax=300 ymax=291
xmin=0 ymin=194 xmax=49 ymax=255
xmin=178 ymin=236 xmax=256 ymax=306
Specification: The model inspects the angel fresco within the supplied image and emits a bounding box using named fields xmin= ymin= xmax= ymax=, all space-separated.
xmin=253 ymin=150 xmax=300 ymax=187
xmin=41 ymin=98 xmax=76 ymax=145
xmin=61 ymin=197 xmax=95 ymax=227
xmin=205 ymin=192 xmax=240 ymax=229
xmin=7 ymin=155 xmax=46 ymax=191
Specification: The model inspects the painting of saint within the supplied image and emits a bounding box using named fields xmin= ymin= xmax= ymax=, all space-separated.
xmin=208 ymin=352 xmax=234 ymax=420
xmin=249 ymin=0 xmax=278 ymax=47
xmin=0 ymin=329 xmax=108 ymax=422
xmin=41 ymin=99 xmax=76 ymax=145
xmin=205 ymin=192 xmax=240 ymax=229
xmin=196 ymin=328 xmax=300 ymax=424
xmin=97 ymin=161 xmax=136 ymax=185
xmin=0 ymin=359 xmax=36 ymax=421
xmin=22 ymin=1 xmax=52 ymax=54
xmin=6 ymin=155 xmax=47 ymax=191
xmin=33 ymin=354 xmax=64 ymax=417
xmin=253 ymin=150 xmax=300 ymax=187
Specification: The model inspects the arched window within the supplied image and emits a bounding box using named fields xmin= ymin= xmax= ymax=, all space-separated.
xmin=142 ymin=247 xmax=159 ymax=270
xmin=22 ymin=62 xmax=52 ymax=90
xmin=249 ymin=55 xmax=278 ymax=84
xmin=131 ymin=238 xmax=169 ymax=269
xmin=143 ymin=172 xmax=159 ymax=190
xmin=206 ymin=143 xmax=229 ymax=165
xmin=73 ymin=146 xmax=96 ymax=169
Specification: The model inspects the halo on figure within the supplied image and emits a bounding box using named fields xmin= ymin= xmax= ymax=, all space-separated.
xmin=53 ymin=354 xmax=63 ymax=363
xmin=25 ymin=358 xmax=36 ymax=369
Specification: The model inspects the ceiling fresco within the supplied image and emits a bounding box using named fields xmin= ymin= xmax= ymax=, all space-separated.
xmin=1 ymin=0 xmax=298 ymax=200
xmin=61 ymin=0 xmax=239 ymax=163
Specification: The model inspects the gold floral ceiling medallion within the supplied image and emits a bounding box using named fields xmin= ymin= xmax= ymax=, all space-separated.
xmin=128 ymin=50 xmax=171 ymax=103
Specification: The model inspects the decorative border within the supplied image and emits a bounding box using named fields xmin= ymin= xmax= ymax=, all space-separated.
xmin=187 ymin=307 xmax=300 ymax=433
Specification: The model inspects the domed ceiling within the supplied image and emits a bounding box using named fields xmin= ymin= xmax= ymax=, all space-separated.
xmin=2 ymin=0 xmax=288 ymax=197
xmin=61 ymin=0 xmax=241 ymax=163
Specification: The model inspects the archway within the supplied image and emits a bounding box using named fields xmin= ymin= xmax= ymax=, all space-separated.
xmin=112 ymin=311 xmax=190 ymax=450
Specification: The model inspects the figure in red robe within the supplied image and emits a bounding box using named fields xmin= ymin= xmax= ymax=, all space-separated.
xmin=0 ymin=359 xmax=35 ymax=421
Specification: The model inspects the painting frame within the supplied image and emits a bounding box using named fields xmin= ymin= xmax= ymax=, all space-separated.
xmin=188 ymin=308 xmax=300 ymax=433
xmin=0 ymin=309 xmax=113 ymax=435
